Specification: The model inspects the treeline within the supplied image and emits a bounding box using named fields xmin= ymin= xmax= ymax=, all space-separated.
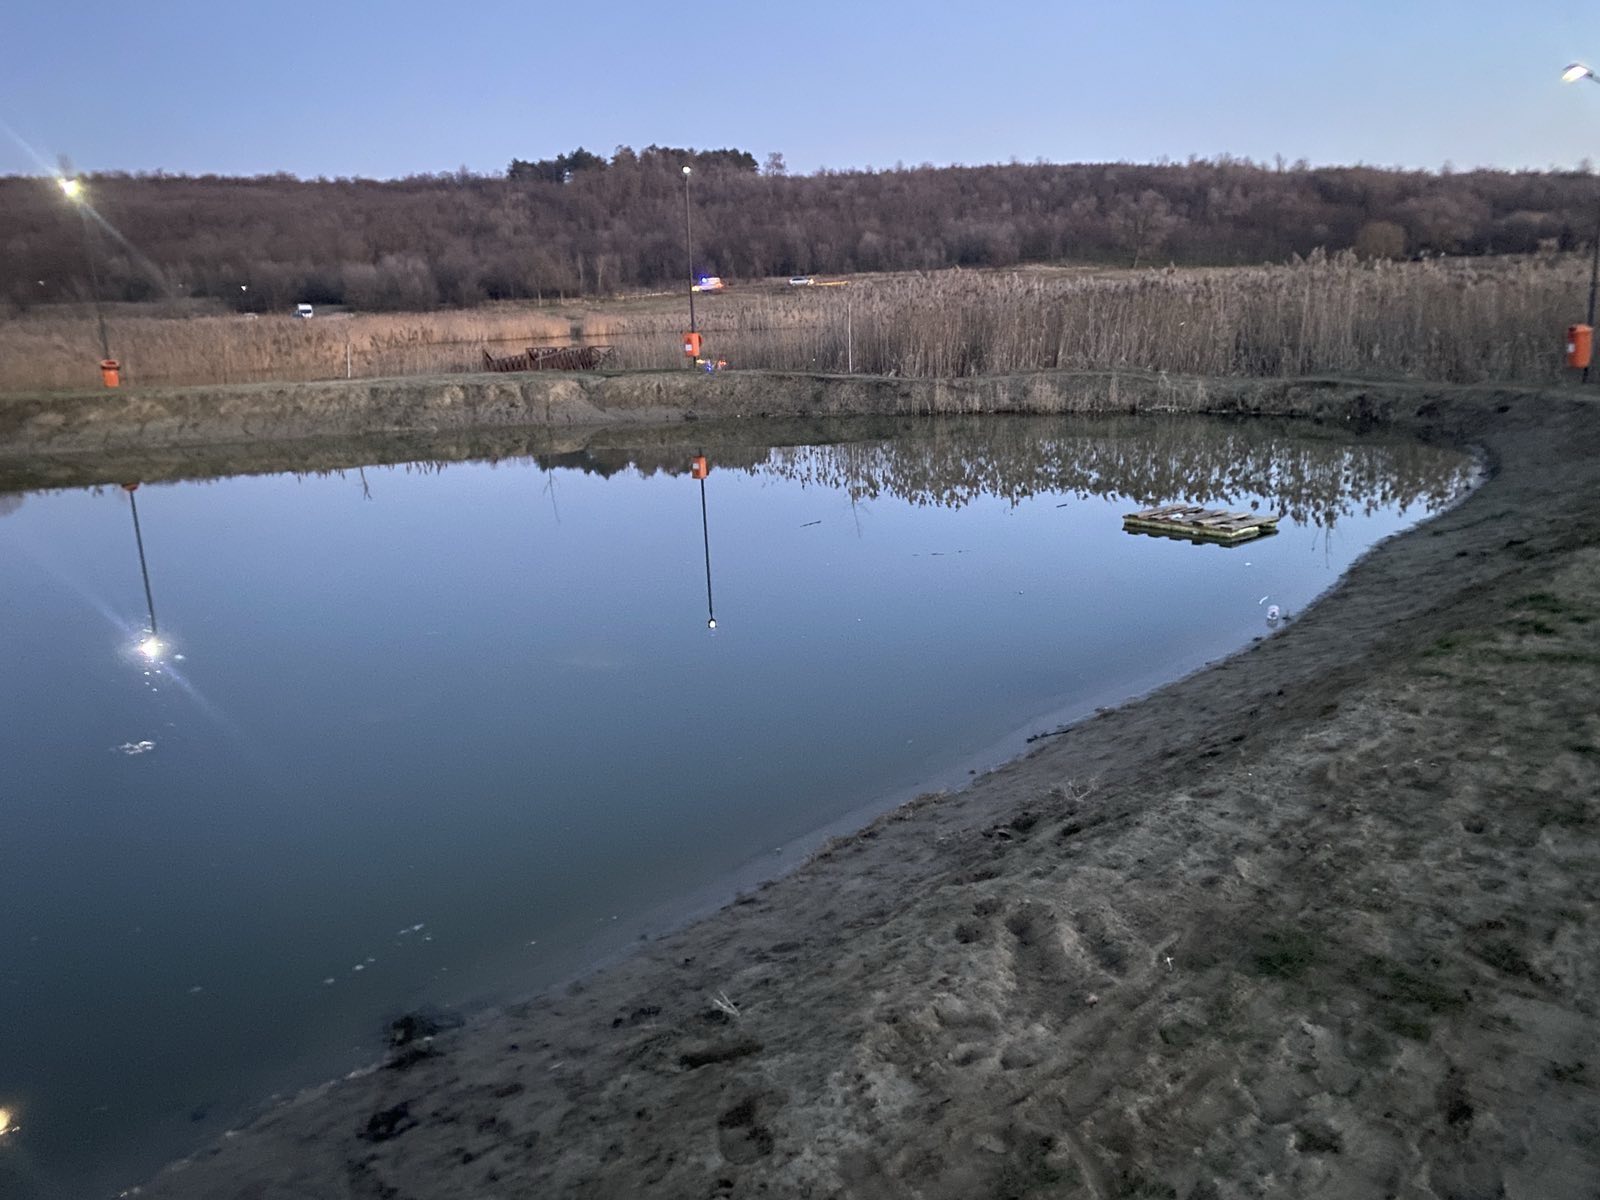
xmin=3 ymin=148 xmax=1598 ymax=313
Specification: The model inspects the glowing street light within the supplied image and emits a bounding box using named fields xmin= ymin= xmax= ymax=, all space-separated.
xmin=56 ymin=174 xmax=114 ymax=373
xmin=1563 ymin=62 xmax=1596 ymax=84
xmin=0 ymin=1105 xmax=14 ymax=1137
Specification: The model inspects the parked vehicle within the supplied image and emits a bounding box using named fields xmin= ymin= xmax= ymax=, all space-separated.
xmin=295 ymin=303 xmax=314 ymax=319
xmin=788 ymin=276 xmax=814 ymax=286
xmin=692 ymin=276 xmax=725 ymax=293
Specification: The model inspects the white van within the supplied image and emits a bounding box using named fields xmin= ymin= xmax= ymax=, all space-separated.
xmin=295 ymin=303 xmax=314 ymax=319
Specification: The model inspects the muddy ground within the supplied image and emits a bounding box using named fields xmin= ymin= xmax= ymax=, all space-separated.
xmin=8 ymin=372 xmax=1598 ymax=1198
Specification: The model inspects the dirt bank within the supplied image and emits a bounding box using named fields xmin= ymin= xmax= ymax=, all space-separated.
xmin=52 ymin=377 xmax=1600 ymax=1199
xmin=0 ymin=367 xmax=1492 ymax=470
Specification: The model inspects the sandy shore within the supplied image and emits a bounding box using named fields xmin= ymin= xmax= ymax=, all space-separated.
xmin=21 ymin=374 xmax=1596 ymax=1198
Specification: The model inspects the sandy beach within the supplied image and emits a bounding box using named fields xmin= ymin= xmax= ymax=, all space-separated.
xmin=7 ymin=372 xmax=1596 ymax=1199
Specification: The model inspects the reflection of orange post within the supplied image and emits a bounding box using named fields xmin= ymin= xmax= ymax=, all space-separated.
xmin=1567 ymin=325 xmax=1593 ymax=370
xmin=683 ymin=331 xmax=702 ymax=360
xmin=100 ymin=358 xmax=121 ymax=388
xmin=691 ymin=455 xmax=709 ymax=479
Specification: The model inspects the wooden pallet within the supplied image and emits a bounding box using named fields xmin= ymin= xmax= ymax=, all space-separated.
xmin=1123 ymin=503 xmax=1281 ymax=544
xmin=482 ymin=345 xmax=613 ymax=372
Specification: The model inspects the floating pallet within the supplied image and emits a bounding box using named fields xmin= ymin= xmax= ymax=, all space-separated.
xmin=1123 ymin=503 xmax=1281 ymax=544
xmin=482 ymin=345 xmax=613 ymax=372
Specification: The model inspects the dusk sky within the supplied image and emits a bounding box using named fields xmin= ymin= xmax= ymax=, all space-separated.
xmin=4 ymin=0 xmax=1598 ymax=179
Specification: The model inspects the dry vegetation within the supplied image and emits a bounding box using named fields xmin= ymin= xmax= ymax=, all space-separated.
xmin=1 ymin=252 xmax=1586 ymax=393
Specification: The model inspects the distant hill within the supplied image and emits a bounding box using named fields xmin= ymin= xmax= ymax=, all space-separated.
xmin=3 ymin=148 xmax=1594 ymax=313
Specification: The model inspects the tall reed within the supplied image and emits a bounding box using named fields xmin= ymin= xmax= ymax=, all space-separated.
xmin=0 ymin=254 xmax=1586 ymax=392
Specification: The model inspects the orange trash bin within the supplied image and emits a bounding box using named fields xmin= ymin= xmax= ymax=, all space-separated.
xmin=682 ymin=331 xmax=702 ymax=359
xmin=691 ymin=455 xmax=710 ymax=479
xmin=1567 ymin=325 xmax=1592 ymax=370
xmin=100 ymin=358 xmax=121 ymax=388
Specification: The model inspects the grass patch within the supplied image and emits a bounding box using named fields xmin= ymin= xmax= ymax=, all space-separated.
xmin=1472 ymin=937 xmax=1544 ymax=982
xmin=1508 ymin=616 xmax=1560 ymax=637
xmin=993 ymin=1132 xmax=1069 ymax=1199
xmin=1517 ymin=592 xmax=1595 ymax=623
xmin=1251 ymin=928 xmax=1321 ymax=980
xmin=1358 ymin=955 xmax=1468 ymax=1040
xmin=1422 ymin=631 xmax=1488 ymax=658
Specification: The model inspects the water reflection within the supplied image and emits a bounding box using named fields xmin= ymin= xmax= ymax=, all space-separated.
xmin=123 ymin=483 xmax=165 ymax=661
xmin=704 ymin=418 xmax=1472 ymax=528
xmin=692 ymin=454 xmax=717 ymax=630
xmin=407 ymin=415 xmax=1464 ymax=532
xmin=0 ymin=416 xmax=1473 ymax=530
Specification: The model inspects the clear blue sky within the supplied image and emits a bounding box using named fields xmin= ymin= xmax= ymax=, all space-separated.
xmin=4 ymin=0 xmax=1598 ymax=179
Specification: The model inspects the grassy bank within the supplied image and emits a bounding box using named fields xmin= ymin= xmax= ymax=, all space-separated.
xmin=2 ymin=254 xmax=1588 ymax=393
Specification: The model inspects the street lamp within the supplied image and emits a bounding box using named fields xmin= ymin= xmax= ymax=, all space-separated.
xmin=57 ymin=175 xmax=115 ymax=380
xmin=682 ymin=165 xmax=700 ymax=367
xmin=1562 ymin=62 xmax=1600 ymax=380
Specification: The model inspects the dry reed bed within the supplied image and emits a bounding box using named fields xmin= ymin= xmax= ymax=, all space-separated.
xmin=1 ymin=254 xmax=1586 ymax=391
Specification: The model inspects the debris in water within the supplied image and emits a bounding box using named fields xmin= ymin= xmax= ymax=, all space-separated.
xmin=1266 ymin=605 xmax=1281 ymax=623
xmin=114 ymin=741 xmax=155 ymax=756
xmin=323 ymin=977 xmax=336 ymax=986
xmin=187 ymin=986 xmax=203 ymax=995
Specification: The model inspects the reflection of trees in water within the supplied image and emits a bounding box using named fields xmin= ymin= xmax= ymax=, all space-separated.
xmin=0 ymin=493 xmax=22 ymax=518
xmin=535 ymin=416 xmax=1475 ymax=529
xmin=760 ymin=416 xmax=1475 ymax=527
xmin=62 ymin=414 xmax=1466 ymax=530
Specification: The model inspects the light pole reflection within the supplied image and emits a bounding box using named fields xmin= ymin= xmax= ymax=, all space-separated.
xmin=692 ymin=454 xmax=715 ymax=629
xmin=123 ymin=483 xmax=162 ymax=659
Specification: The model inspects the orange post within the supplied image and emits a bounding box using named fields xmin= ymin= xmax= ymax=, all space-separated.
xmin=691 ymin=455 xmax=710 ymax=480
xmin=100 ymin=358 xmax=121 ymax=388
xmin=1568 ymin=325 xmax=1593 ymax=370
xmin=682 ymin=331 xmax=702 ymax=360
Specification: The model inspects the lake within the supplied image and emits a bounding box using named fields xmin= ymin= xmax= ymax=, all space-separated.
xmin=0 ymin=414 xmax=1473 ymax=1198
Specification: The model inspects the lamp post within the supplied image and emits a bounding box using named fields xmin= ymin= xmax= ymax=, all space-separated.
xmin=57 ymin=176 xmax=112 ymax=368
xmin=1562 ymin=62 xmax=1600 ymax=382
xmin=683 ymin=165 xmax=697 ymax=339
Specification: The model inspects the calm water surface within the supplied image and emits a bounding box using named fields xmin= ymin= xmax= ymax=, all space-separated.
xmin=0 ymin=415 xmax=1472 ymax=1197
